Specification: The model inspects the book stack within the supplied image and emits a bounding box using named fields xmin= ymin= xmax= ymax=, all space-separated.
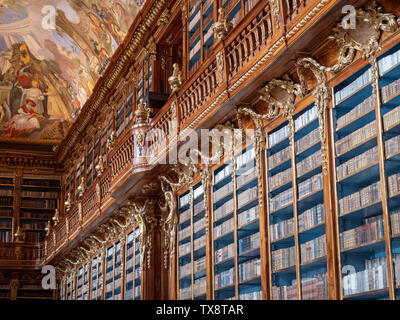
xmin=193 ymin=217 xmax=206 ymax=233
xmin=295 ymin=128 xmax=320 ymax=154
xmin=335 ymin=68 xmax=372 ymax=102
xmin=296 ymin=150 xmax=321 ymax=177
xmin=340 ymin=216 xmax=384 ymax=250
xmin=272 ymin=246 xmax=296 ymax=271
xmin=213 ymin=181 xmax=234 ymax=202
xmin=239 ymin=257 xmax=261 ymax=282
xmin=215 ymin=267 xmax=235 ymax=289
xmin=298 ymin=173 xmax=323 ymax=200
xmin=298 ymin=204 xmax=325 ymax=232
xmin=237 ymin=185 xmax=258 ymax=207
xmin=301 ymin=272 xmax=329 ymax=300
xmin=269 ymin=167 xmax=292 ymax=190
xmin=272 ymin=282 xmax=297 ymax=300
xmin=268 ymin=145 xmax=291 ymax=169
xmin=388 ymin=172 xmax=400 ymax=197
xmin=180 ymin=208 xmax=191 ymax=223
xmin=336 ymin=96 xmax=375 ymax=129
xmin=342 ymin=257 xmax=388 ymax=296
xmin=239 ymin=290 xmax=262 ymax=300
xmin=194 ymin=256 xmax=206 ymax=273
xmin=180 ymin=263 xmax=192 ymax=278
xmin=214 ymin=217 xmax=234 ymax=238
xmin=300 ymin=234 xmax=326 ymax=263
xmin=295 ymin=106 xmax=318 ymax=130
xmin=194 ymin=234 xmax=206 ymax=250
xmin=339 ymin=181 xmax=381 ymax=215
xmin=383 ymin=105 xmax=400 ymax=130
xmin=269 ymin=188 xmax=293 ymax=212
xmin=179 ymin=225 xmax=191 ymax=240
xmin=270 ymin=217 xmax=294 ymax=242
xmin=378 ymin=48 xmax=400 ymax=75
xmin=214 ymin=198 xmax=234 ymax=221
xmin=238 ymin=205 xmax=259 ymax=228
xmin=238 ymin=232 xmax=260 ymax=254
xmin=269 ymin=125 xmax=289 ymax=147
xmin=179 ymin=241 xmax=191 ymax=256
xmin=381 ymin=78 xmax=400 ymax=102
xmin=180 ymin=286 xmax=192 ymax=300
xmin=335 ymin=122 xmax=376 ymax=156
xmin=390 ymin=209 xmax=400 ymax=235
xmin=215 ymin=243 xmax=235 ymax=264
xmin=385 ymin=134 xmax=400 ymax=157
xmin=194 ymin=277 xmax=207 ymax=296
xmin=336 ymin=146 xmax=378 ymax=180
xmin=215 ymin=165 xmax=232 ymax=183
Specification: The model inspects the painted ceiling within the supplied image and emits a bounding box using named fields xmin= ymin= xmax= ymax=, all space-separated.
xmin=0 ymin=0 xmax=140 ymax=142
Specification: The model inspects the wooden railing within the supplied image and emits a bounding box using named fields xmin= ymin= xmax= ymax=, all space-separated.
xmin=0 ymin=243 xmax=43 ymax=268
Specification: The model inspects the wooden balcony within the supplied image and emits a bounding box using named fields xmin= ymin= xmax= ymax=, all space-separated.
xmin=0 ymin=243 xmax=42 ymax=269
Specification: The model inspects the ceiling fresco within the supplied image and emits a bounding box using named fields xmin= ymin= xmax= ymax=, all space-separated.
xmin=0 ymin=0 xmax=139 ymax=142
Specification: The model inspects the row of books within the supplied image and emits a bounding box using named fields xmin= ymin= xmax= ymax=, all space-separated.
xmin=295 ymin=127 xmax=319 ymax=155
xmin=214 ymin=217 xmax=234 ymax=238
xmin=230 ymin=7 xmax=242 ymax=28
xmin=180 ymin=263 xmax=192 ymax=278
xmin=239 ymin=257 xmax=261 ymax=282
xmin=0 ymin=231 xmax=11 ymax=242
xmin=194 ymin=277 xmax=207 ymax=297
xmin=194 ymin=184 xmax=204 ymax=198
xmin=194 ymin=233 xmax=206 ymax=251
xmin=393 ymin=254 xmax=400 ymax=286
xmin=268 ymin=145 xmax=291 ymax=169
xmin=179 ymin=225 xmax=191 ymax=240
xmin=215 ymin=267 xmax=235 ymax=289
xmin=0 ymin=208 xmax=12 ymax=217
xmin=188 ymin=6 xmax=201 ymax=30
xmin=194 ymin=200 xmax=205 ymax=215
xmin=0 ymin=189 xmax=12 ymax=197
xmin=336 ymin=146 xmax=378 ymax=180
xmin=339 ymin=181 xmax=381 ymax=216
xmin=21 ymin=221 xmax=47 ymax=230
xmin=300 ymin=234 xmax=326 ymax=264
xmin=238 ymin=205 xmax=259 ymax=228
xmin=301 ymin=272 xmax=329 ymax=300
xmin=298 ymin=203 xmax=325 ymax=232
xmin=385 ymin=134 xmax=400 ymax=157
xmin=179 ymin=241 xmax=191 ymax=256
xmin=239 ymin=290 xmax=262 ymax=300
xmin=269 ymin=167 xmax=292 ymax=191
xmin=269 ymin=188 xmax=293 ymax=212
xmin=334 ymin=68 xmax=372 ymax=103
xmin=237 ymin=185 xmax=258 ymax=208
xmin=336 ymin=96 xmax=375 ymax=129
xmin=180 ymin=286 xmax=192 ymax=300
xmin=0 ymin=198 xmax=12 ymax=206
xmin=390 ymin=209 xmax=400 ymax=235
xmin=238 ymin=232 xmax=260 ymax=254
xmin=0 ymin=221 xmax=11 ymax=228
xmin=298 ymin=173 xmax=323 ymax=200
xmin=342 ymin=258 xmax=388 ymax=296
xmin=214 ymin=198 xmax=234 ymax=221
xmin=213 ymin=181 xmax=234 ymax=203
xmin=25 ymin=232 xmax=44 ymax=242
xmin=378 ymin=47 xmax=400 ymax=75
xmin=189 ymin=39 xmax=201 ymax=60
xmin=388 ymin=172 xmax=400 ymax=197
xmin=180 ymin=193 xmax=190 ymax=207
xmin=272 ymin=246 xmax=296 ymax=271
xmin=340 ymin=216 xmax=384 ymax=250
xmin=193 ymin=217 xmax=206 ymax=233
xmin=23 ymin=179 xmax=60 ymax=187
xmin=215 ymin=164 xmax=232 ymax=184
xmin=215 ymin=243 xmax=235 ymax=264
xmin=236 ymin=166 xmax=257 ymax=189
xmin=335 ymin=121 xmax=377 ymax=156
xmin=194 ymin=256 xmax=206 ymax=273
xmin=270 ymin=217 xmax=294 ymax=242
xmin=381 ymin=78 xmax=400 ymax=102
xmin=295 ymin=106 xmax=318 ymax=131
xmin=296 ymin=150 xmax=321 ymax=177
xmin=272 ymin=282 xmax=297 ymax=300
xmin=236 ymin=148 xmax=255 ymax=169
xmin=180 ymin=208 xmax=191 ymax=223
xmin=383 ymin=105 xmax=400 ymax=131
xmin=0 ymin=178 xmax=12 ymax=185
xmin=20 ymin=199 xmax=57 ymax=209
xmin=269 ymin=125 xmax=289 ymax=147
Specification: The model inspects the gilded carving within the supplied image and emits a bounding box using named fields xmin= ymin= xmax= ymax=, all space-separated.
xmin=216 ymin=51 xmax=225 ymax=85
xmin=168 ymin=63 xmax=184 ymax=94
xmin=213 ymin=8 xmax=233 ymax=40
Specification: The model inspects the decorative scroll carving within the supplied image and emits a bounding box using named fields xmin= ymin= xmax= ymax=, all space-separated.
xmin=213 ymin=8 xmax=233 ymax=40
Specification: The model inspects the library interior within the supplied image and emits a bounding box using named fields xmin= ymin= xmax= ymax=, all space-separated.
xmin=1 ymin=0 xmax=400 ymax=301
